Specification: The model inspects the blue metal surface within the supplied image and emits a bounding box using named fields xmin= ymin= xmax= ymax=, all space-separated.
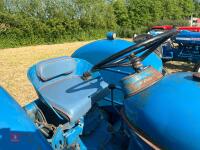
xmin=3 ymin=31 xmax=200 ymax=150
xmin=72 ymin=38 xmax=163 ymax=106
xmin=64 ymin=120 xmax=83 ymax=145
xmin=124 ymin=72 xmax=200 ymax=150
xmin=162 ymin=31 xmax=200 ymax=63
xmin=24 ymin=101 xmax=38 ymax=121
xmin=52 ymin=127 xmax=65 ymax=150
xmin=175 ymin=30 xmax=200 ymax=45
xmin=82 ymin=120 xmax=112 ymax=149
xmin=121 ymin=66 xmax=163 ymax=97
xmin=72 ymin=38 xmax=163 ymax=73
xmin=106 ymin=32 xmax=117 ymax=40
xmin=81 ymin=106 xmax=130 ymax=150
xmin=0 ymin=87 xmax=51 ymax=149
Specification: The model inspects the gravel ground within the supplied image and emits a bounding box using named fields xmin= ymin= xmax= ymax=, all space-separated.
xmin=0 ymin=42 xmax=195 ymax=106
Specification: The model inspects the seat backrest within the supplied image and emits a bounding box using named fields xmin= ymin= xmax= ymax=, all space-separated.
xmin=28 ymin=56 xmax=99 ymax=91
xmin=28 ymin=56 xmax=78 ymax=90
xmin=36 ymin=56 xmax=76 ymax=81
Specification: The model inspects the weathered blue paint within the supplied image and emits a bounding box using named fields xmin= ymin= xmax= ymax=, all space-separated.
xmin=0 ymin=87 xmax=51 ymax=149
xmin=121 ymin=66 xmax=163 ymax=97
xmin=64 ymin=120 xmax=83 ymax=145
xmin=162 ymin=31 xmax=200 ymax=63
xmin=52 ymin=127 xmax=65 ymax=149
xmin=2 ymin=31 xmax=200 ymax=150
xmin=124 ymin=72 xmax=200 ymax=150
xmin=72 ymin=39 xmax=163 ymax=73
xmin=72 ymin=38 xmax=163 ymax=106
xmin=175 ymin=30 xmax=200 ymax=45
xmin=106 ymin=32 xmax=117 ymax=40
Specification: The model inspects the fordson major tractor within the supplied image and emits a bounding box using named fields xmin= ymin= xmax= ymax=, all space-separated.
xmin=161 ymin=30 xmax=200 ymax=72
xmin=1 ymin=30 xmax=200 ymax=150
xmin=133 ymin=26 xmax=200 ymax=72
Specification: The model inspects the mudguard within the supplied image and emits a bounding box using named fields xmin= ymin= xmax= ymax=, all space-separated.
xmin=125 ymin=72 xmax=200 ymax=150
xmin=72 ymin=39 xmax=163 ymax=105
xmin=0 ymin=87 xmax=51 ymax=149
xmin=72 ymin=39 xmax=163 ymax=72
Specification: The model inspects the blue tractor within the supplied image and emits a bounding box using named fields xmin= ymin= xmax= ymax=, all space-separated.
xmin=1 ymin=30 xmax=200 ymax=150
xmin=161 ymin=30 xmax=200 ymax=72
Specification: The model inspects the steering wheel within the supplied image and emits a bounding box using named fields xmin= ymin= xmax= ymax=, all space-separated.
xmin=91 ymin=29 xmax=179 ymax=72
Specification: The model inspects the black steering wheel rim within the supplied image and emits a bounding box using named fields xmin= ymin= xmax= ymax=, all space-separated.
xmin=92 ymin=29 xmax=179 ymax=71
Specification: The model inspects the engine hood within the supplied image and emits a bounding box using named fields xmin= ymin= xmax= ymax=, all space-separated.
xmin=124 ymin=72 xmax=200 ymax=150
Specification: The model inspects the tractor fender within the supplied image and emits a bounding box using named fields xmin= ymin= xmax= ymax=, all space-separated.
xmin=124 ymin=72 xmax=200 ymax=150
xmin=72 ymin=38 xmax=163 ymax=73
xmin=0 ymin=87 xmax=51 ymax=149
xmin=72 ymin=38 xmax=163 ymax=105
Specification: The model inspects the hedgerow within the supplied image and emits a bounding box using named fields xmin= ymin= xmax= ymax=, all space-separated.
xmin=0 ymin=0 xmax=199 ymax=48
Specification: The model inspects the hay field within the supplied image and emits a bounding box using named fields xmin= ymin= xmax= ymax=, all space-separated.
xmin=0 ymin=41 xmax=90 ymax=106
xmin=0 ymin=41 xmax=194 ymax=106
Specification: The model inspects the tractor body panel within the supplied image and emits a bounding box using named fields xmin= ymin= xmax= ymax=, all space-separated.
xmin=2 ymin=31 xmax=200 ymax=150
xmin=0 ymin=87 xmax=51 ymax=149
xmin=124 ymin=72 xmax=200 ymax=150
xmin=162 ymin=30 xmax=200 ymax=63
xmin=72 ymin=39 xmax=163 ymax=73
xmin=72 ymin=38 xmax=163 ymax=106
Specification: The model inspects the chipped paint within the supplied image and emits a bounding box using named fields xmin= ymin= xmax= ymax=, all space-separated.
xmin=121 ymin=66 xmax=163 ymax=98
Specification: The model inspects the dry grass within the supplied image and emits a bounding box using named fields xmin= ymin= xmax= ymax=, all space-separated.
xmin=0 ymin=41 xmax=90 ymax=106
xmin=164 ymin=61 xmax=194 ymax=73
xmin=0 ymin=41 xmax=195 ymax=106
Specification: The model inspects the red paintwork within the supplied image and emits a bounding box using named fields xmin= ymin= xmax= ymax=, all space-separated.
xmin=178 ymin=26 xmax=200 ymax=32
xmin=151 ymin=25 xmax=173 ymax=30
xmin=151 ymin=25 xmax=200 ymax=32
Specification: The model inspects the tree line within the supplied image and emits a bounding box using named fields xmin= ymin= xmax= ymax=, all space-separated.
xmin=0 ymin=0 xmax=199 ymax=48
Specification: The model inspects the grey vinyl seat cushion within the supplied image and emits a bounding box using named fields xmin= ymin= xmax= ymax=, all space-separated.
xmin=39 ymin=76 xmax=107 ymax=122
xmin=28 ymin=56 xmax=108 ymax=123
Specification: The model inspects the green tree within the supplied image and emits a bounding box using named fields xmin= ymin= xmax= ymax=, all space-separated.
xmin=162 ymin=0 xmax=183 ymax=19
xmin=113 ymin=0 xmax=130 ymax=27
xmin=127 ymin=0 xmax=155 ymax=29
xmin=179 ymin=0 xmax=194 ymax=18
xmin=0 ymin=1 xmax=4 ymax=12
xmin=194 ymin=1 xmax=200 ymax=17
xmin=149 ymin=0 xmax=164 ymax=21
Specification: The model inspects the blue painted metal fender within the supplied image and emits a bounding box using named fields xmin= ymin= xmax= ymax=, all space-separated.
xmin=72 ymin=38 xmax=163 ymax=105
xmin=72 ymin=39 xmax=163 ymax=73
xmin=124 ymin=72 xmax=200 ymax=150
xmin=0 ymin=87 xmax=51 ymax=149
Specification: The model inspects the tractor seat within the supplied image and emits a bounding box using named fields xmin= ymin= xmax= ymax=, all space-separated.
xmin=28 ymin=56 xmax=109 ymax=123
